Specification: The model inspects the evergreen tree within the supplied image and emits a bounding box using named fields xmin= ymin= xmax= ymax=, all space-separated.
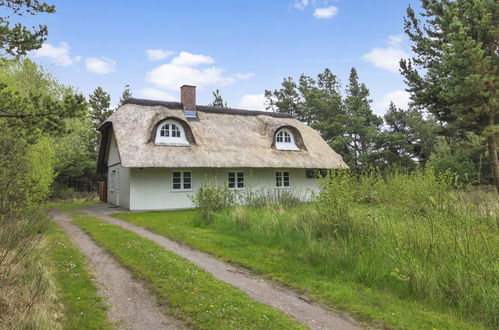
xmin=0 ymin=0 xmax=55 ymax=57
xmin=210 ymin=89 xmax=227 ymax=107
xmin=118 ymin=84 xmax=132 ymax=106
xmin=374 ymin=102 xmax=437 ymax=170
xmin=401 ymin=0 xmax=499 ymax=192
xmin=343 ymin=68 xmax=383 ymax=169
xmin=88 ymin=87 xmax=112 ymax=129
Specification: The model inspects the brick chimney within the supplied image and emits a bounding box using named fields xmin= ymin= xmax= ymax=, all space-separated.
xmin=180 ymin=85 xmax=196 ymax=111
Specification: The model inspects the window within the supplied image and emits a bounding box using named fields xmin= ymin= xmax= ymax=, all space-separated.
xmin=172 ymin=171 xmax=192 ymax=191
xmin=156 ymin=120 xmax=189 ymax=145
xmin=228 ymin=172 xmax=244 ymax=189
xmin=305 ymin=169 xmax=328 ymax=179
xmin=276 ymin=171 xmax=290 ymax=188
xmin=275 ymin=128 xmax=299 ymax=151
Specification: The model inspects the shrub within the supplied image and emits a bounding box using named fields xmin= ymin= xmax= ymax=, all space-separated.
xmin=189 ymin=181 xmax=235 ymax=224
xmin=315 ymin=170 xmax=356 ymax=236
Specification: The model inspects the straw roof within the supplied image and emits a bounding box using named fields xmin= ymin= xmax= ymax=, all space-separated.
xmin=97 ymin=98 xmax=347 ymax=171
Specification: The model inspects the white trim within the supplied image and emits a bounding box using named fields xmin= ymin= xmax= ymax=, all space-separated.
xmin=156 ymin=119 xmax=189 ymax=145
xmin=275 ymin=171 xmax=291 ymax=189
xmin=227 ymin=171 xmax=245 ymax=190
xmin=275 ymin=128 xmax=299 ymax=151
xmin=171 ymin=170 xmax=192 ymax=191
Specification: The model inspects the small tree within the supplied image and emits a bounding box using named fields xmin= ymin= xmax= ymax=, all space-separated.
xmin=210 ymin=89 xmax=227 ymax=107
xmin=118 ymin=84 xmax=132 ymax=106
xmin=88 ymin=87 xmax=112 ymax=129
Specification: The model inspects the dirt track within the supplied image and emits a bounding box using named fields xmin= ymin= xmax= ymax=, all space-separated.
xmin=50 ymin=210 xmax=186 ymax=330
xmin=83 ymin=205 xmax=362 ymax=330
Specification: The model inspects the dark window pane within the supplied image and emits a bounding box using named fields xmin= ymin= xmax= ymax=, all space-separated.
xmin=184 ymin=183 xmax=191 ymax=189
xmin=228 ymin=172 xmax=235 ymax=178
xmin=183 ymin=172 xmax=191 ymax=178
xmin=228 ymin=182 xmax=235 ymax=188
xmin=173 ymin=183 xmax=181 ymax=189
xmin=237 ymin=172 xmax=244 ymax=177
xmin=173 ymin=172 xmax=181 ymax=178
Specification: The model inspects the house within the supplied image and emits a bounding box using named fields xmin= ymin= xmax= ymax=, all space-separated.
xmin=97 ymin=85 xmax=347 ymax=210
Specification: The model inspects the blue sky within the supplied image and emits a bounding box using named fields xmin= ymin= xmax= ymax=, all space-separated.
xmin=25 ymin=0 xmax=420 ymax=114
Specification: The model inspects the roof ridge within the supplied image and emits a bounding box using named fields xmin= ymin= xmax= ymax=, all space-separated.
xmin=122 ymin=98 xmax=294 ymax=119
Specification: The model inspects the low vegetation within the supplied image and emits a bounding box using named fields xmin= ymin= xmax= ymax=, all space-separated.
xmin=116 ymin=169 xmax=498 ymax=329
xmin=44 ymin=221 xmax=112 ymax=330
xmin=73 ymin=213 xmax=304 ymax=330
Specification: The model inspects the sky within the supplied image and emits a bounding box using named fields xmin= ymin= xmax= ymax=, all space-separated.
xmin=23 ymin=0 xmax=421 ymax=115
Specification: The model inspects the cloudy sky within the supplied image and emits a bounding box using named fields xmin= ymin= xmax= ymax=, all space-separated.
xmin=26 ymin=0 xmax=420 ymax=114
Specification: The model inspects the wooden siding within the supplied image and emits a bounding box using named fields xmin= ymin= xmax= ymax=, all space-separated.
xmin=128 ymin=168 xmax=320 ymax=211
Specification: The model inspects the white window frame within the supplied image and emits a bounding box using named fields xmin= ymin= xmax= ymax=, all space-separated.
xmin=227 ymin=171 xmax=245 ymax=190
xmin=275 ymin=171 xmax=290 ymax=189
xmin=156 ymin=120 xmax=190 ymax=146
xmin=171 ymin=171 xmax=192 ymax=192
xmin=275 ymin=128 xmax=299 ymax=151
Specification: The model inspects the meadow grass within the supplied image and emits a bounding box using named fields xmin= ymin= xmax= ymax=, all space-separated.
xmin=72 ymin=213 xmax=304 ymax=330
xmin=44 ymin=220 xmax=112 ymax=330
xmin=114 ymin=169 xmax=498 ymax=329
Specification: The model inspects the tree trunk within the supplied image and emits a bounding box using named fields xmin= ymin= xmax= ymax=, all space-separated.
xmin=486 ymin=115 xmax=499 ymax=194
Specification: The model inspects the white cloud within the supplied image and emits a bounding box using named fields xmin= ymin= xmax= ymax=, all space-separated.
xmin=293 ymin=0 xmax=309 ymax=10
xmin=146 ymin=49 xmax=175 ymax=61
xmin=363 ymin=34 xmax=409 ymax=73
xmin=139 ymin=88 xmax=176 ymax=101
xmin=238 ymin=94 xmax=266 ymax=110
xmin=32 ymin=42 xmax=81 ymax=66
xmin=313 ymin=6 xmax=338 ymax=19
xmin=375 ymin=90 xmax=411 ymax=112
xmin=85 ymin=57 xmax=116 ymax=75
xmin=146 ymin=51 xmax=253 ymax=91
xmin=171 ymin=51 xmax=214 ymax=66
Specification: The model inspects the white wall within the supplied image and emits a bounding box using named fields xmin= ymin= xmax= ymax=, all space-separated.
xmin=106 ymin=134 xmax=131 ymax=208
xmin=128 ymin=168 xmax=320 ymax=211
xmin=107 ymin=165 xmax=130 ymax=208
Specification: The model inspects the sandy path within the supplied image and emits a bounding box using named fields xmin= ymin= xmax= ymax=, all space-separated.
xmin=83 ymin=205 xmax=362 ymax=330
xmin=50 ymin=210 xmax=186 ymax=330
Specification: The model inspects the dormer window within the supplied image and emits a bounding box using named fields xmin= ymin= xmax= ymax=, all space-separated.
xmin=275 ymin=128 xmax=299 ymax=151
xmin=155 ymin=120 xmax=189 ymax=145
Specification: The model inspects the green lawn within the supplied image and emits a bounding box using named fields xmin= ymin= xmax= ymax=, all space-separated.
xmin=72 ymin=212 xmax=304 ymax=330
xmin=45 ymin=220 xmax=113 ymax=330
xmin=114 ymin=208 xmax=485 ymax=330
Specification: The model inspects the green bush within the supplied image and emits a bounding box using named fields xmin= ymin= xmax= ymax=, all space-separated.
xmin=189 ymin=181 xmax=236 ymax=224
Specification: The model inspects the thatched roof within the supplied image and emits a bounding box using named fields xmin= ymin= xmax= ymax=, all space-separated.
xmin=98 ymin=98 xmax=347 ymax=171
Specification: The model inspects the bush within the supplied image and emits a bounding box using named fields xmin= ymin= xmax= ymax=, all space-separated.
xmin=189 ymin=181 xmax=236 ymax=224
xmin=244 ymin=188 xmax=304 ymax=208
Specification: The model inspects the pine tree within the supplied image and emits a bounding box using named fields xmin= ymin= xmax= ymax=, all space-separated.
xmin=210 ymin=89 xmax=227 ymax=107
xmin=0 ymin=0 xmax=55 ymax=57
xmin=343 ymin=68 xmax=382 ymax=169
xmin=401 ymin=0 xmax=499 ymax=192
xmin=88 ymin=87 xmax=112 ymax=129
xmin=118 ymin=84 xmax=132 ymax=106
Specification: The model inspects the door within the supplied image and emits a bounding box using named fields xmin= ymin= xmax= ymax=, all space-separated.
xmin=115 ymin=168 xmax=120 ymax=206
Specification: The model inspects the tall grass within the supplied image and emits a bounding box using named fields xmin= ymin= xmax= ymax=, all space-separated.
xmin=200 ymin=169 xmax=498 ymax=327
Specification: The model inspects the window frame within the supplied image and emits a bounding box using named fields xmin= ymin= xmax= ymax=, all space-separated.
xmin=227 ymin=171 xmax=245 ymax=190
xmin=156 ymin=119 xmax=189 ymax=146
xmin=171 ymin=171 xmax=192 ymax=192
xmin=275 ymin=171 xmax=291 ymax=189
xmin=275 ymin=128 xmax=299 ymax=151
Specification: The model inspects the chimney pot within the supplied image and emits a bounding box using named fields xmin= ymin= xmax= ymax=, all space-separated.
xmin=180 ymin=85 xmax=196 ymax=111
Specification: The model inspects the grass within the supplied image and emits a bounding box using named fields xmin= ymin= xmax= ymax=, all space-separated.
xmin=72 ymin=212 xmax=304 ymax=330
xmin=115 ymin=208 xmax=481 ymax=329
xmin=44 ymin=220 xmax=112 ymax=329
xmin=113 ymin=170 xmax=497 ymax=329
